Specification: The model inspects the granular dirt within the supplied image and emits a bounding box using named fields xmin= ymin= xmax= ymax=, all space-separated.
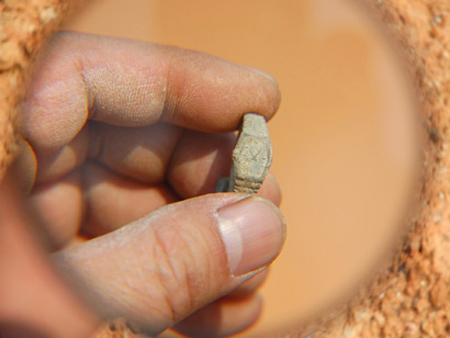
xmin=0 ymin=0 xmax=449 ymax=337
xmin=290 ymin=0 xmax=450 ymax=337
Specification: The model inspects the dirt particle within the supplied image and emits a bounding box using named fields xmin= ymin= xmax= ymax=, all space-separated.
xmin=421 ymin=319 xmax=435 ymax=335
xmin=39 ymin=7 xmax=57 ymax=24
xmin=342 ymin=328 xmax=354 ymax=337
xmin=373 ymin=312 xmax=386 ymax=326
xmin=431 ymin=14 xmax=443 ymax=26
xmin=0 ymin=40 xmax=24 ymax=71
xmin=27 ymin=25 xmax=36 ymax=33
xmin=429 ymin=127 xmax=441 ymax=143
xmin=430 ymin=282 xmax=448 ymax=307
xmin=414 ymin=298 xmax=430 ymax=313
xmin=404 ymin=322 xmax=419 ymax=336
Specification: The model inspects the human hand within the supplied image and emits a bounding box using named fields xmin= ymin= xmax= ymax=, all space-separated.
xmin=19 ymin=31 xmax=285 ymax=337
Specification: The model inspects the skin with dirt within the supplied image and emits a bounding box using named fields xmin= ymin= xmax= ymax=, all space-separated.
xmin=0 ymin=0 xmax=448 ymax=337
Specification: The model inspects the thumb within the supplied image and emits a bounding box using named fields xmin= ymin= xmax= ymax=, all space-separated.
xmin=52 ymin=193 xmax=286 ymax=334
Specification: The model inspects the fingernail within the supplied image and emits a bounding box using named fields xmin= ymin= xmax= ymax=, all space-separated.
xmin=217 ymin=197 xmax=286 ymax=276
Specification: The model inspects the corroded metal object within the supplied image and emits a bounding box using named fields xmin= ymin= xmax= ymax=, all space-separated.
xmin=216 ymin=113 xmax=272 ymax=193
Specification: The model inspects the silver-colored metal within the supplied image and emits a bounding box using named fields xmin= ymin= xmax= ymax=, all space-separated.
xmin=216 ymin=113 xmax=272 ymax=193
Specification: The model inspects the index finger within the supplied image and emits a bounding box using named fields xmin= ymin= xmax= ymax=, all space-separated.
xmin=22 ymin=31 xmax=281 ymax=152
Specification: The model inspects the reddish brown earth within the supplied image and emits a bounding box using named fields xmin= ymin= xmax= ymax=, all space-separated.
xmin=0 ymin=0 xmax=449 ymax=337
xmin=290 ymin=1 xmax=450 ymax=337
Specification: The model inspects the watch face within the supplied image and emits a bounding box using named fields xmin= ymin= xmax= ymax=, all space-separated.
xmin=232 ymin=133 xmax=272 ymax=181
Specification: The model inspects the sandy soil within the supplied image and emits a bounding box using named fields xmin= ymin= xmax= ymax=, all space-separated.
xmin=0 ymin=0 xmax=448 ymax=337
xmin=289 ymin=1 xmax=450 ymax=337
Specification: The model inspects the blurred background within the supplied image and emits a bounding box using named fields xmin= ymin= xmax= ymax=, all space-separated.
xmin=64 ymin=0 xmax=419 ymax=336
